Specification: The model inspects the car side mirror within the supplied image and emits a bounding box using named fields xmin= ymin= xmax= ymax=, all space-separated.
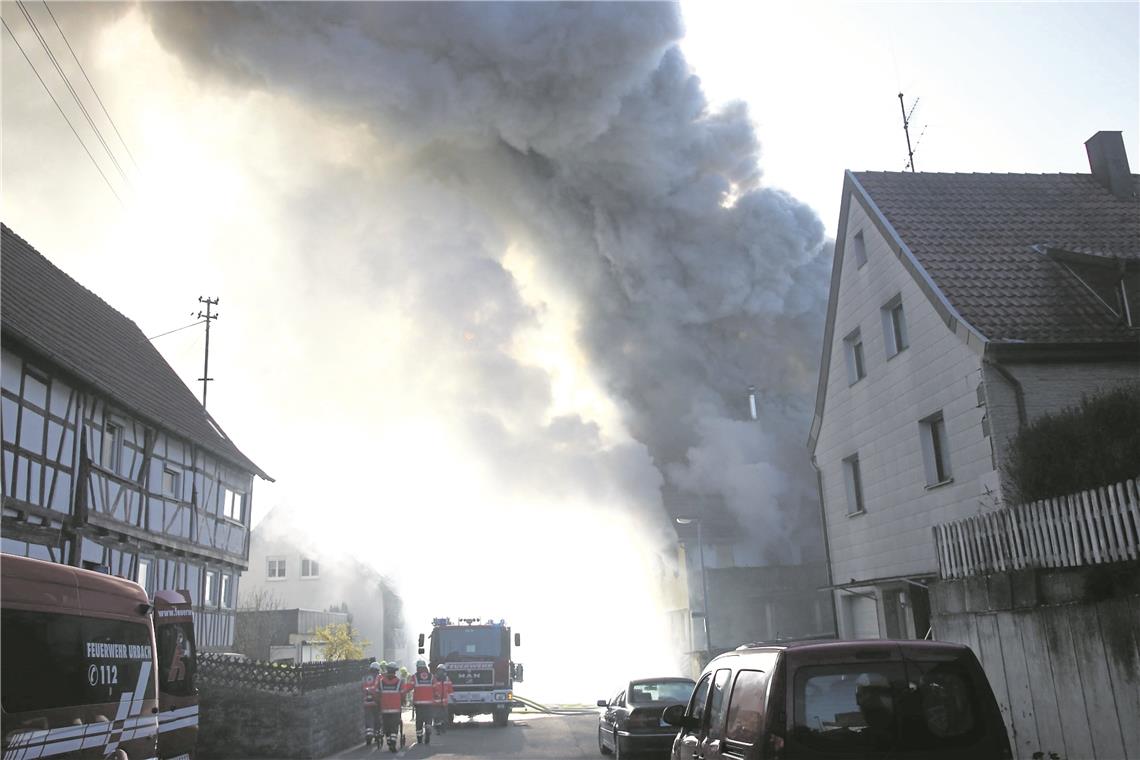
xmin=597 ymin=699 xmax=608 ymax=707
xmin=662 ymin=704 xmax=689 ymax=728
xmin=514 ymin=632 xmax=521 ymax=647
xmin=418 ymin=633 xmax=425 ymax=648
xmin=512 ymin=663 xmax=524 ymax=683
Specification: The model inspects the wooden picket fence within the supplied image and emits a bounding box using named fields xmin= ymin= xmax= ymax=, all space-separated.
xmin=933 ymin=477 xmax=1140 ymax=579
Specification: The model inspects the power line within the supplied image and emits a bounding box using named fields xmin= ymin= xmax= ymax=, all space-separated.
xmin=15 ymin=0 xmax=131 ymax=187
xmin=1 ymin=15 xmax=123 ymax=206
xmin=147 ymin=319 xmax=206 ymax=341
xmin=41 ymin=0 xmax=139 ymax=170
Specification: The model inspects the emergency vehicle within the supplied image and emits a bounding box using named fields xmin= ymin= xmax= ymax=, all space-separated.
xmin=418 ymin=617 xmax=524 ymax=727
xmin=1 ymin=554 xmax=199 ymax=760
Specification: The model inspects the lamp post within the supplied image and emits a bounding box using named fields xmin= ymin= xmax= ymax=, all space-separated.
xmin=676 ymin=516 xmax=712 ymax=655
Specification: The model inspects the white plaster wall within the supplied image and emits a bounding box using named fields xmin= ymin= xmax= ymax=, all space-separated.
xmin=816 ymin=194 xmax=998 ymax=637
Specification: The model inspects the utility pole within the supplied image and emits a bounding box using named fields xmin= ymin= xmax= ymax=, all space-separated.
xmin=197 ymin=297 xmax=219 ymax=409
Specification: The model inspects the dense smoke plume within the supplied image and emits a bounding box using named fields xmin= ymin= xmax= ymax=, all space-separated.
xmin=142 ymin=1 xmax=830 ymax=558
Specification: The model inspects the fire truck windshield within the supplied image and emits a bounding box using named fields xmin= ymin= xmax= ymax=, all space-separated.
xmin=434 ymin=627 xmax=505 ymax=658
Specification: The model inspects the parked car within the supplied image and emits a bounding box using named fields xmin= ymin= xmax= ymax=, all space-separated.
xmin=598 ymin=677 xmax=696 ymax=758
xmin=663 ymin=640 xmax=1011 ymax=760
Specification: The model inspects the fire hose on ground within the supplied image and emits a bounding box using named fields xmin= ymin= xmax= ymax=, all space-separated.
xmin=512 ymin=695 xmax=601 ymax=716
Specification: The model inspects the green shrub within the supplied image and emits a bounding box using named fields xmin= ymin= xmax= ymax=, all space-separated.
xmin=1003 ymin=381 xmax=1140 ymax=504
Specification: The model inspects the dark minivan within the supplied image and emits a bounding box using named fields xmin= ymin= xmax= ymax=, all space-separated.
xmin=664 ymin=639 xmax=1011 ymax=760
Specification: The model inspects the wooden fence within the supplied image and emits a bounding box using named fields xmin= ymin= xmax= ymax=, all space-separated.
xmin=933 ymin=477 xmax=1140 ymax=579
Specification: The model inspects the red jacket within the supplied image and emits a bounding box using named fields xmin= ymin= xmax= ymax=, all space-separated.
xmin=376 ymin=674 xmax=410 ymax=713
xmin=433 ymin=675 xmax=454 ymax=705
xmin=411 ymin=669 xmax=435 ymax=705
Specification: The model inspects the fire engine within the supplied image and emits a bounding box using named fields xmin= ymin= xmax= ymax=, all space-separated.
xmin=419 ymin=617 xmax=524 ymax=727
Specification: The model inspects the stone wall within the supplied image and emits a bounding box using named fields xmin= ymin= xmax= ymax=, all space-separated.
xmin=198 ymin=680 xmax=364 ymax=759
xmin=931 ymin=561 xmax=1140 ymax=760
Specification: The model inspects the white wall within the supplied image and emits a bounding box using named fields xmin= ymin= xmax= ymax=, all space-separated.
xmin=816 ymin=194 xmax=999 ymax=636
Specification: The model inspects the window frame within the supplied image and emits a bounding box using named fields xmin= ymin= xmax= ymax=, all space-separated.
xmin=706 ymin=668 xmax=733 ymax=739
xmin=724 ymin=668 xmax=769 ymax=746
xmin=686 ymin=672 xmax=713 ymax=726
xmin=881 ymin=295 xmax=909 ymax=358
xmin=920 ymin=411 xmax=953 ymax=487
xmin=204 ymin=569 xmax=219 ymax=607
xmin=162 ymin=467 xmax=182 ymax=499
xmin=301 ymin=557 xmax=320 ymax=579
xmin=222 ymin=487 xmax=245 ymax=523
xmin=101 ymin=420 xmax=122 ymax=472
xmin=266 ymin=556 xmax=287 ymax=581
xmin=843 ymin=328 xmax=866 ymax=385
xmin=852 ymin=229 xmax=868 ymax=269
xmin=843 ymin=453 xmax=866 ymax=516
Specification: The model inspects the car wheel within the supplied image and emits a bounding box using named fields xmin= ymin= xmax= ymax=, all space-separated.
xmin=599 ymin=726 xmax=613 ymax=755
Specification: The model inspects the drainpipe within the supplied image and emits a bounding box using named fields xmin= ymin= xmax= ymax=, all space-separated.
xmin=810 ymin=454 xmax=839 ymax=637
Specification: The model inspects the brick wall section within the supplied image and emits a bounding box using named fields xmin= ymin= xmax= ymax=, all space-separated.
xmin=816 ymin=194 xmax=997 ymax=636
xmin=197 ymin=681 xmax=365 ymax=759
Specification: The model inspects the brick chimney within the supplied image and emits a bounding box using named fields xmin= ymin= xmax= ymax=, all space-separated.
xmin=1085 ymin=131 xmax=1134 ymax=200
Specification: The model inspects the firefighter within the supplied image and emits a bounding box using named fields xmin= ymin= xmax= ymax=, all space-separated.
xmin=410 ymin=659 xmax=435 ymax=743
xmin=433 ymin=664 xmax=454 ymax=734
xmin=377 ymin=662 xmax=410 ymax=749
xmin=363 ymin=660 xmax=382 ymax=743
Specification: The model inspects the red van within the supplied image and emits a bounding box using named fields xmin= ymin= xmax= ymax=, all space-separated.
xmin=664 ymin=639 xmax=1012 ymax=760
xmin=1 ymin=554 xmax=161 ymax=760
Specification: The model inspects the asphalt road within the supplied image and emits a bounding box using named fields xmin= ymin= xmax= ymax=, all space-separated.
xmin=331 ymin=712 xmax=604 ymax=760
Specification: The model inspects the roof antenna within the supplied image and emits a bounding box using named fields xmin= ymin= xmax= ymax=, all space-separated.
xmin=897 ymin=92 xmax=926 ymax=172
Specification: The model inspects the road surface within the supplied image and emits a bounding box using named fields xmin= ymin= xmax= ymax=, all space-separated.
xmin=331 ymin=711 xmax=606 ymax=760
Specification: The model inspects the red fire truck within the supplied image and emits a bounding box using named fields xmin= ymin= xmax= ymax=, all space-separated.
xmin=1 ymin=554 xmax=199 ymax=760
xmin=419 ymin=618 xmax=524 ymax=727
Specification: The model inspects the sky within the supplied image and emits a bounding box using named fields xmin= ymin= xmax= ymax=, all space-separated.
xmin=2 ymin=1 xmax=1137 ymax=701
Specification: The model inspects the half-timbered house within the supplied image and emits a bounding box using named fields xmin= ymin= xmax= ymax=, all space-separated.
xmin=1 ymin=224 xmax=271 ymax=650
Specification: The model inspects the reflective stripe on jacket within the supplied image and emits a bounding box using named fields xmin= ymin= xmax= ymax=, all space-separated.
xmin=377 ymin=675 xmax=407 ymax=713
xmin=433 ymin=676 xmax=454 ymax=705
xmin=412 ymin=670 xmax=435 ymax=704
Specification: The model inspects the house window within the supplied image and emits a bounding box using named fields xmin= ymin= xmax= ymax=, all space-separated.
xmin=205 ymin=570 xmax=219 ymax=606
xmin=843 ymin=454 xmax=865 ymax=515
xmin=301 ymin=558 xmax=320 ymax=579
xmin=920 ymin=411 xmax=952 ymax=486
xmin=220 ymin=573 xmax=233 ymax=608
xmin=267 ymin=557 xmax=287 ymax=580
xmin=137 ymin=557 xmax=152 ymax=594
xmin=101 ymin=422 xmax=121 ymax=472
xmin=223 ymin=488 xmax=244 ymax=522
xmin=162 ymin=468 xmax=181 ymax=499
xmin=843 ymin=328 xmax=866 ymax=385
xmin=881 ymin=295 xmax=909 ymax=358
xmin=852 ymin=230 xmax=868 ymax=268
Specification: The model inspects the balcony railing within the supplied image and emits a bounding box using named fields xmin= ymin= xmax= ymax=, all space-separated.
xmin=933 ymin=477 xmax=1139 ymax=580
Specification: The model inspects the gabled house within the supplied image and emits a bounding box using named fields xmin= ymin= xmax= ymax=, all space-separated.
xmin=808 ymin=132 xmax=1139 ymax=640
xmin=1 ymin=225 xmax=271 ymax=649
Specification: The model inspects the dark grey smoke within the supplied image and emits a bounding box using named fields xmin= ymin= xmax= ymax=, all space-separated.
xmin=144 ymin=2 xmax=832 ymax=560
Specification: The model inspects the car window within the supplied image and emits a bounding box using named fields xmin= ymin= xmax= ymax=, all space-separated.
xmin=686 ymin=673 xmax=712 ymax=725
xmin=616 ymin=690 xmax=626 ymax=707
xmin=898 ymin=660 xmax=983 ymax=750
xmin=725 ymin=669 xmax=768 ymax=744
xmin=792 ymin=663 xmax=904 ymax=753
xmin=628 ymin=679 xmax=695 ymax=703
xmin=705 ymin=668 xmax=732 ymax=738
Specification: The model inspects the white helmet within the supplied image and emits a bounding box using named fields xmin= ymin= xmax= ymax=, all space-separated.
xmin=370 ymin=661 xmax=382 ymax=671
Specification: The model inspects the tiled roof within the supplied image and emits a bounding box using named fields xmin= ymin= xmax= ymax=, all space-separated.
xmin=1 ymin=224 xmax=270 ymax=480
xmin=852 ymin=171 xmax=1140 ymax=344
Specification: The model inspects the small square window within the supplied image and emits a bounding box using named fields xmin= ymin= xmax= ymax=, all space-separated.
xmin=843 ymin=454 xmax=865 ymax=515
xmin=301 ymin=558 xmax=320 ymax=579
xmin=267 ymin=557 xmax=287 ymax=580
xmin=852 ymin=230 xmax=868 ymax=268
xmin=223 ymin=488 xmax=245 ymax=522
xmin=101 ymin=422 xmax=121 ymax=472
xmin=881 ymin=295 xmax=909 ymax=357
xmin=162 ymin=468 xmax=181 ymax=499
xmin=843 ymin=328 xmax=866 ymax=385
xmin=920 ymin=412 xmax=952 ymax=486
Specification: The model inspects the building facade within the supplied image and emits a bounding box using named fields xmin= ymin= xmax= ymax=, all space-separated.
xmin=809 ymin=132 xmax=1139 ymax=640
xmin=1 ymin=225 xmax=270 ymax=649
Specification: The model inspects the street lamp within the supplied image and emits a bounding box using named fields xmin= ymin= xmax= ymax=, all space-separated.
xmin=676 ymin=516 xmax=713 ymax=654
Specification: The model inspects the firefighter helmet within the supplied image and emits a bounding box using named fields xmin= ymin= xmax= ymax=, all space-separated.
xmin=416 ymin=659 xmax=427 ymax=669
xmin=386 ymin=663 xmax=398 ymax=674
xmin=370 ymin=661 xmax=382 ymax=671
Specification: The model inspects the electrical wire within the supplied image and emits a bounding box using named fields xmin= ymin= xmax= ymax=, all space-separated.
xmin=15 ymin=0 xmax=131 ymax=187
xmin=1 ymin=15 xmax=123 ymax=206
xmin=148 ymin=320 xmax=206 ymax=341
xmin=41 ymin=0 xmax=139 ymax=170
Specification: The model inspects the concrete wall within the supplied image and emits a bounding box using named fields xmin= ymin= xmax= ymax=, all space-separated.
xmin=983 ymin=360 xmax=1140 ymax=500
xmin=817 ymin=193 xmax=998 ymax=637
xmin=931 ymin=562 xmax=1140 ymax=760
xmin=198 ymin=681 xmax=364 ymax=759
